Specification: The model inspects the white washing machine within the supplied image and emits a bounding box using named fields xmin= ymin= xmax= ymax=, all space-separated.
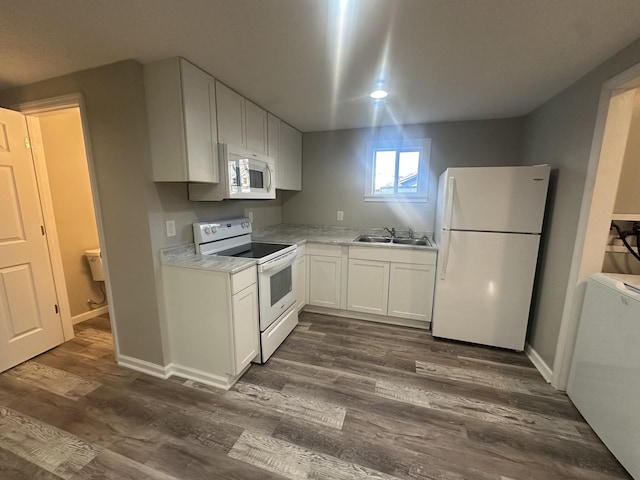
xmin=567 ymin=273 xmax=640 ymax=479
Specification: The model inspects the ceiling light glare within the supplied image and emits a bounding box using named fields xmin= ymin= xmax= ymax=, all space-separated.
xmin=370 ymin=89 xmax=388 ymax=99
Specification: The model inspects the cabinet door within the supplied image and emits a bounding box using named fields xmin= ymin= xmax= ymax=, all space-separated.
xmin=231 ymin=283 xmax=259 ymax=375
xmin=295 ymin=254 xmax=307 ymax=312
xmin=245 ymin=100 xmax=268 ymax=154
xmin=181 ymin=59 xmax=219 ymax=182
xmin=347 ymin=259 xmax=389 ymax=315
xmin=267 ymin=113 xmax=281 ymax=181
xmin=279 ymin=122 xmax=302 ymax=191
xmin=388 ymin=263 xmax=434 ymax=322
xmin=308 ymin=255 xmax=341 ymax=308
xmin=144 ymin=57 xmax=218 ymax=183
xmin=216 ymin=81 xmax=245 ymax=147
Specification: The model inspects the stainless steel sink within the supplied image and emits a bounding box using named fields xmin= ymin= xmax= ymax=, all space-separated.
xmin=392 ymin=238 xmax=432 ymax=246
xmin=354 ymin=235 xmax=432 ymax=246
xmin=354 ymin=235 xmax=392 ymax=243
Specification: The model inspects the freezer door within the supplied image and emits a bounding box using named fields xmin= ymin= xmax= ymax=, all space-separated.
xmin=432 ymin=230 xmax=541 ymax=350
xmin=441 ymin=165 xmax=549 ymax=233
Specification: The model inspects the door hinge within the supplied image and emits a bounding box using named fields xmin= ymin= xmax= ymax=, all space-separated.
xmin=41 ymin=225 xmax=45 ymax=236
xmin=24 ymin=137 xmax=31 ymax=149
xmin=54 ymin=304 xmax=59 ymax=314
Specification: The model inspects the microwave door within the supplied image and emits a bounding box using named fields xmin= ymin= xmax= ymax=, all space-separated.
xmin=228 ymin=159 xmax=240 ymax=194
xmin=250 ymin=158 xmax=274 ymax=193
xmin=239 ymin=159 xmax=252 ymax=193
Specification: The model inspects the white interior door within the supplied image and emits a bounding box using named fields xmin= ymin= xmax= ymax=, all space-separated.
xmin=432 ymin=230 xmax=540 ymax=350
xmin=0 ymin=107 xmax=63 ymax=372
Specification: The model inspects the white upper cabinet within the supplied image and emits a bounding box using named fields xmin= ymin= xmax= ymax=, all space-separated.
xmin=216 ymin=81 xmax=268 ymax=155
xmin=145 ymin=56 xmax=298 ymax=188
xmin=267 ymin=112 xmax=281 ymax=164
xmin=215 ymin=81 xmax=245 ymax=147
xmin=277 ymin=120 xmax=302 ymax=191
xmin=245 ymin=100 xmax=268 ymax=154
xmin=144 ymin=57 xmax=218 ymax=183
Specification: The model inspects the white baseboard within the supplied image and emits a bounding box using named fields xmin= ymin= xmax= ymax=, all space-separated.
xmin=115 ymin=356 xmax=248 ymax=390
xmin=525 ymin=343 xmax=553 ymax=383
xmin=303 ymin=305 xmax=430 ymax=330
xmin=117 ymin=354 xmax=170 ymax=379
xmin=72 ymin=305 xmax=109 ymax=325
xmin=167 ymin=363 xmax=248 ymax=391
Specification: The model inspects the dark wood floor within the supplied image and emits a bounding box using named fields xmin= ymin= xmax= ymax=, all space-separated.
xmin=0 ymin=312 xmax=630 ymax=480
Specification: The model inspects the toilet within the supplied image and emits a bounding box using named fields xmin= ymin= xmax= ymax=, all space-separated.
xmin=84 ymin=248 xmax=104 ymax=281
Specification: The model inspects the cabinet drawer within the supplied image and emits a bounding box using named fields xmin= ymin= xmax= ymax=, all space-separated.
xmin=349 ymin=246 xmax=436 ymax=265
xmin=262 ymin=304 xmax=298 ymax=362
xmin=231 ymin=266 xmax=257 ymax=294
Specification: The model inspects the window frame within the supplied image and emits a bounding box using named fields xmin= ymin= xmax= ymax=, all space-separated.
xmin=364 ymin=138 xmax=431 ymax=202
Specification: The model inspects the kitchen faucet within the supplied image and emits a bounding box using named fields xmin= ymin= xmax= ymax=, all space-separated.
xmin=384 ymin=227 xmax=396 ymax=238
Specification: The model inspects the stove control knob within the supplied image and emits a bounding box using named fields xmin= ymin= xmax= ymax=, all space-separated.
xmin=211 ymin=226 xmax=217 ymax=234
xmin=204 ymin=226 xmax=211 ymax=234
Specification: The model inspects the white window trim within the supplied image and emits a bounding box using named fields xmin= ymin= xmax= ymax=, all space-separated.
xmin=364 ymin=138 xmax=431 ymax=202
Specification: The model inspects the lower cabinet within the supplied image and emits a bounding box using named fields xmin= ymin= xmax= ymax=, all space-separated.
xmin=347 ymin=259 xmax=389 ymax=315
xmin=308 ymin=255 xmax=342 ymax=308
xmin=162 ymin=264 xmax=259 ymax=389
xmin=307 ymin=244 xmax=346 ymax=309
xmin=347 ymin=247 xmax=436 ymax=324
xmin=231 ymin=283 xmax=259 ymax=373
xmin=388 ymin=263 xmax=434 ymax=322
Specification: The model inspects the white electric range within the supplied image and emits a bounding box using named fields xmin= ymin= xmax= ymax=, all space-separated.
xmin=193 ymin=218 xmax=298 ymax=363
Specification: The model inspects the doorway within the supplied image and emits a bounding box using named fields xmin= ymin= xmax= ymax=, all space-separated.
xmin=552 ymin=64 xmax=640 ymax=390
xmin=17 ymin=94 xmax=118 ymax=356
xmin=35 ymin=108 xmax=108 ymax=324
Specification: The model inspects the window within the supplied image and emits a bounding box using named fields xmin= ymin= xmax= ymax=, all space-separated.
xmin=364 ymin=138 xmax=431 ymax=202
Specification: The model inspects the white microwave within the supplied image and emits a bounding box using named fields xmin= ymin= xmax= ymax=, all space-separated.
xmin=188 ymin=144 xmax=276 ymax=201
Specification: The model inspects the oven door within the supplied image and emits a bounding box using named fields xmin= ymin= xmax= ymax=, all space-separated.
xmin=257 ymin=249 xmax=297 ymax=331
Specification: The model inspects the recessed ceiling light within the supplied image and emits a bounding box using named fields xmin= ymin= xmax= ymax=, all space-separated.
xmin=370 ymin=89 xmax=388 ymax=99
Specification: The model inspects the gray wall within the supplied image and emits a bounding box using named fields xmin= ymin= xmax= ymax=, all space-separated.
xmin=521 ymin=38 xmax=640 ymax=368
xmin=0 ymin=61 xmax=167 ymax=365
xmin=0 ymin=60 xmax=283 ymax=367
xmin=281 ymin=119 xmax=524 ymax=231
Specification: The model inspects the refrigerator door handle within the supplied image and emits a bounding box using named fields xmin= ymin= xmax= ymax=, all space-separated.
xmin=444 ymin=176 xmax=455 ymax=229
xmin=439 ymin=229 xmax=451 ymax=280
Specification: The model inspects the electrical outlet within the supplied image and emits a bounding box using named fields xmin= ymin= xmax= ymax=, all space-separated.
xmin=337 ymin=210 xmax=344 ymax=221
xmin=165 ymin=220 xmax=176 ymax=237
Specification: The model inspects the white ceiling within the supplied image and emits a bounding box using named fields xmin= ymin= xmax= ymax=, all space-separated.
xmin=2 ymin=0 xmax=640 ymax=132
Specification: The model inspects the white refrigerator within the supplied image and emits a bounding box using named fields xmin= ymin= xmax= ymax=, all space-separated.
xmin=432 ymin=165 xmax=550 ymax=351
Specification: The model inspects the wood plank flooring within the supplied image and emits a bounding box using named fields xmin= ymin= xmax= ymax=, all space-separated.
xmin=0 ymin=312 xmax=631 ymax=479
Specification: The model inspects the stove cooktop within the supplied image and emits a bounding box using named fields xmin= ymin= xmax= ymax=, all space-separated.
xmin=217 ymin=242 xmax=292 ymax=259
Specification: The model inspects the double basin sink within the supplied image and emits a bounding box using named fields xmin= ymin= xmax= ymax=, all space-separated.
xmin=354 ymin=235 xmax=432 ymax=247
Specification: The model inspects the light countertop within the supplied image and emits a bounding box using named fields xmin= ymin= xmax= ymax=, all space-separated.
xmin=160 ymin=243 xmax=257 ymax=274
xmin=161 ymin=224 xmax=437 ymax=274
xmin=253 ymin=224 xmax=438 ymax=251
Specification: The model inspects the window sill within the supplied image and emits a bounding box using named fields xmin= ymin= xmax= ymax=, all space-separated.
xmin=364 ymin=195 xmax=428 ymax=203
